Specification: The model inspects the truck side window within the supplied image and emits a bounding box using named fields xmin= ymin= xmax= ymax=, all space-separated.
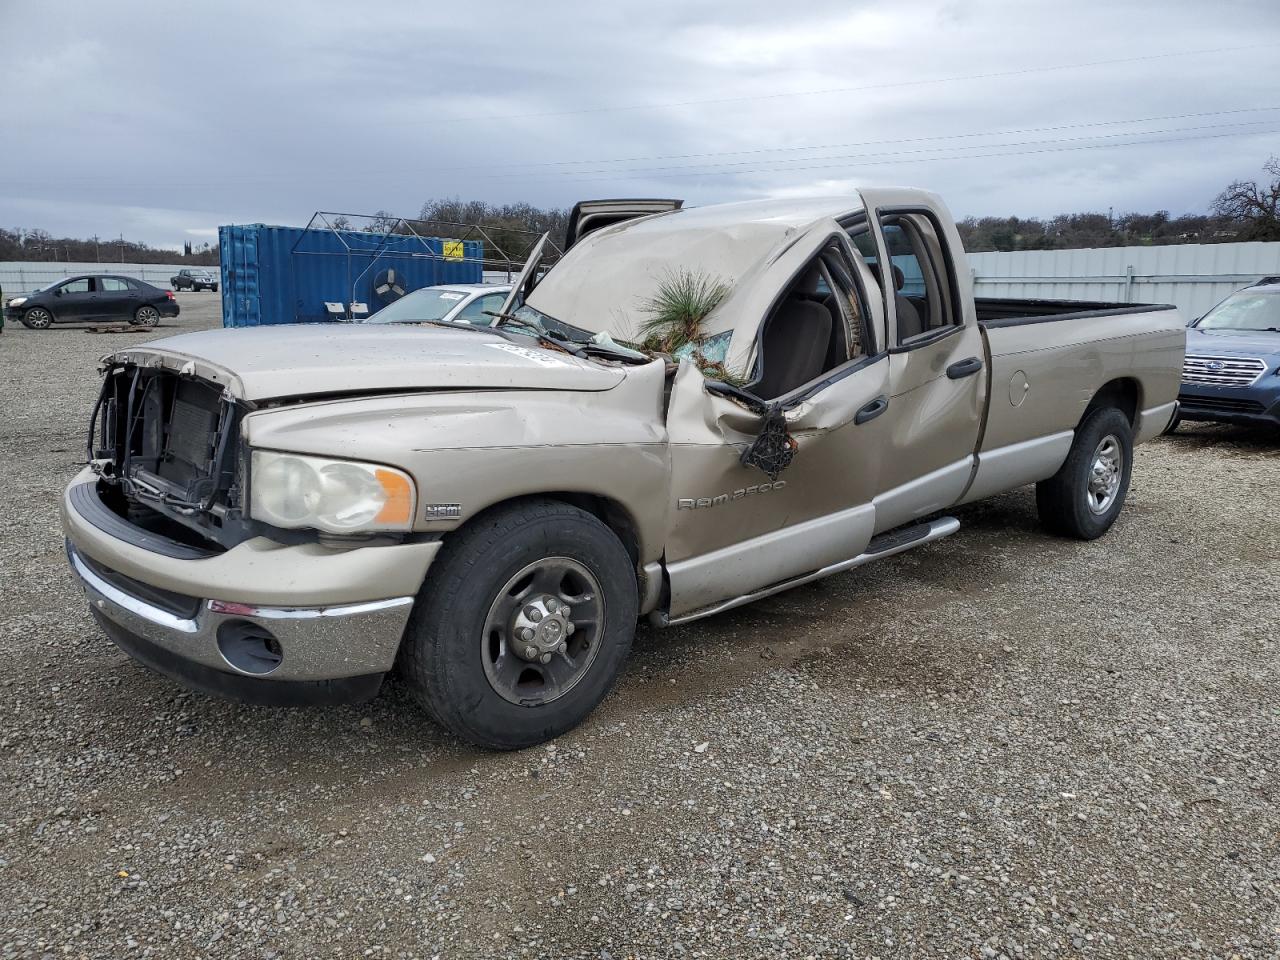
xmin=753 ymin=242 xmax=872 ymax=400
xmin=876 ymin=212 xmax=959 ymax=345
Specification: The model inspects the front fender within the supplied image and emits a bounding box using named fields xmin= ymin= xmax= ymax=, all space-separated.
xmin=242 ymin=360 xmax=671 ymax=562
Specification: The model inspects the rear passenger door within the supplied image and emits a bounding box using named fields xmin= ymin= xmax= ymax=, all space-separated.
xmin=852 ymin=189 xmax=988 ymax=533
xmin=95 ymin=277 xmax=137 ymax=319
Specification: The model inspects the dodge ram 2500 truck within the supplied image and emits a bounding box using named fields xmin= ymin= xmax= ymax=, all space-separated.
xmin=62 ymin=189 xmax=1184 ymax=749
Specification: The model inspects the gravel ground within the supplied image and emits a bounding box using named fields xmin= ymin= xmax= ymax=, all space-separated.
xmin=0 ymin=296 xmax=1277 ymax=959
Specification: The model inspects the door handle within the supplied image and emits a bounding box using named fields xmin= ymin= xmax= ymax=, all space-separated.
xmin=855 ymin=395 xmax=889 ymax=425
xmin=946 ymin=356 xmax=984 ymax=379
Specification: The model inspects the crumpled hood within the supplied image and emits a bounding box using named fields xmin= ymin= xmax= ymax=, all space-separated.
xmin=107 ymin=323 xmax=625 ymax=401
xmin=1187 ymin=327 xmax=1280 ymax=359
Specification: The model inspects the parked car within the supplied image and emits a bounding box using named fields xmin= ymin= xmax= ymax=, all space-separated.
xmin=171 ymin=269 xmax=218 ymax=292
xmin=364 ymin=283 xmax=512 ymax=326
xmin=61 ymin=190 xmax=1183 ymax=749
xmin=1173 ymin=277 xmax=1280 ymax=430
xmin=5 ymin=275 xmax=179 ymax=329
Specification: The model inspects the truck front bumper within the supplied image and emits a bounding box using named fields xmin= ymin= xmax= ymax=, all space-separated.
xmin=62 ymin=470 xmax=440 ymax=705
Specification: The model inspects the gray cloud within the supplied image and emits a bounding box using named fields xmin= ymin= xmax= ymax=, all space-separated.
xmin=2 ymin=0 xmax=1278 ymax=247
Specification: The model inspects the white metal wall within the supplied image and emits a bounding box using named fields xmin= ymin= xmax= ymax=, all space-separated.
xmin=0 ymin=262 xmax=213 ymax=296
xmin=968 ymin=241 xmax=1280 ymax=320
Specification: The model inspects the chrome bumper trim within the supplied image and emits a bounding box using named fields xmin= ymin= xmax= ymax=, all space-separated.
xmin=68 ymin=542 xmax=415 ymax=681
xmin=70 ymin=547 xmax=198 ymax=634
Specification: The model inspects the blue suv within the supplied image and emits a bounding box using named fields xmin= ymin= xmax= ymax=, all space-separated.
xmin=1176 ymin=278 xmax=1280 ymax=430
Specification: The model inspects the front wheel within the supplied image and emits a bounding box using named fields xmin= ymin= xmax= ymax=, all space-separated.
xmin=132 ymin=305 xmax=161 ymax=327
xmin=22 ymin=307 xmax=54 ymax=329
xmin=1036 ymin=407 xmax=1133 ymax=540
xmin=397 ymin=499 xmax=637 ymax=749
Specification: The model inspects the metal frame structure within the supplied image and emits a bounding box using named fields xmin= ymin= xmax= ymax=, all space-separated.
xmin=291 ymin=211 xmax=563 ymax=313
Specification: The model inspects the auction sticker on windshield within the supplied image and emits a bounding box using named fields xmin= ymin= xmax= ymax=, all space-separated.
xmin=486 ymin=343 xmax=571 ymax=366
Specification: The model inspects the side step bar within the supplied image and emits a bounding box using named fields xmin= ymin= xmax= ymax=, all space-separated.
xmin=655 ymin=516 xmax=960 ymax=628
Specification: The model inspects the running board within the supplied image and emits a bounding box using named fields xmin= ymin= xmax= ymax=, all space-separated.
xmin=654 ymin=516 xmax=961 ymax=628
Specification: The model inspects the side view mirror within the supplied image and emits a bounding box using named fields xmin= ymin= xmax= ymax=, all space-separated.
xmin=54 ymin=288 xmax=62 ymax=297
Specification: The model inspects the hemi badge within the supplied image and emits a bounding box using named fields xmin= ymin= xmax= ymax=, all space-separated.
xmin=423 ymin=503 xmax=462 ymax=520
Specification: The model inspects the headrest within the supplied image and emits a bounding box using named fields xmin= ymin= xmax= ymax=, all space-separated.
xmin=865 ymin=261 xmax=907 ymax=291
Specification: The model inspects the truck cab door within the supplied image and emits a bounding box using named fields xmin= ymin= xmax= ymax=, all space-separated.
xmin=851 ymin=188 xmax=987 ymax=533
xmin=564 ymin=199 xmax=682 ymax=249
xmin=662 ymin=220 xmax=892 ymax=621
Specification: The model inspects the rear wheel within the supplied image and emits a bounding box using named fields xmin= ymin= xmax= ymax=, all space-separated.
xmin=22 ymin=307 xmax=53 ymax=329
xmin=1036 ymin=407 xmax=1133 ymax=540
xmin=397 ymin=499 xmax=637 ymax=749
xmin=132 ymin=305 xmax=161 ymax=327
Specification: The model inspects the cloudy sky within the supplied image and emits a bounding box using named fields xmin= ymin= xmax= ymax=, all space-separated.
xmin=2 ymin=0 xmax=1279 ymax=248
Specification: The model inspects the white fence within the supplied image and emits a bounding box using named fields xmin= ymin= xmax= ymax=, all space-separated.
xmin=0 ymin=261 xmax=216 ymax=296
xmin=968 ymin=241 xmax=1280 ymax=321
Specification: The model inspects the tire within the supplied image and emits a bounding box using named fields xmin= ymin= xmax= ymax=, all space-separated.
xmin=211 ymin=285 xmax=218 ymax=293
xmin=398 ymin=499 xmax=638 ymax=749
xmin=132 ymin=305 xmax=161 ymax=327
xmin=1036 ymin=406 xmax=1133 ymax=540
xmin=22 ymin=306 xmax=54 ymax=329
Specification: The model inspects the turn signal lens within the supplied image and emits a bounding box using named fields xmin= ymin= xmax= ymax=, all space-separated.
xmin=374 ymin=468 xmax=414 ymax=526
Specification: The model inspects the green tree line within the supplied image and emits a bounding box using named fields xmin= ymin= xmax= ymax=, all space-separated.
xmin=0 ymin=227 xmax=218 ymax=265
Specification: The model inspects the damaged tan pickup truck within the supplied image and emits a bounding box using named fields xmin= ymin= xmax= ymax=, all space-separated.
xmin=62 ymin=190 xmax=1184 ymax=748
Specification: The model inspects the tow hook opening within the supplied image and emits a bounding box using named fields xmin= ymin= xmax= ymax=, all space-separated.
xmin=216 ymin=621 xmax=284 ymax=676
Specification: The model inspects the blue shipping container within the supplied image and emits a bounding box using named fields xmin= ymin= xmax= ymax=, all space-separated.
xmin=218 ymin=224 xmax=483 ymax=327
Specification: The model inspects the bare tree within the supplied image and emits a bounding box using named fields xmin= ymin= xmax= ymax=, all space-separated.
xmin=1212 ymin=157 xmax=1280 ymax=241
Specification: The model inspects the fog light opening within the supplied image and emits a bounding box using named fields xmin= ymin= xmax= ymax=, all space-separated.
xmin=216 ymin=621 xmax=284 ymax=676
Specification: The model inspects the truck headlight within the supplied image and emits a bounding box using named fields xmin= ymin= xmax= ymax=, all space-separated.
xmin=250 ymin=450 xmax=415 ymax=533
xmin=7 ymin=297 xmax=26 ymax=307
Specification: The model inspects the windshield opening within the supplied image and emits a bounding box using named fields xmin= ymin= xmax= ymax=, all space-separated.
xmin=1198 ymin=291 xmax=1280 ymax=332
xmin=366 ymin=289 xmax=470 ymax=324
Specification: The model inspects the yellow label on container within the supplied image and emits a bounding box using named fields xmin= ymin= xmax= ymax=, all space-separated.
xmin=442 ymin=241 xmax=465 ymax=261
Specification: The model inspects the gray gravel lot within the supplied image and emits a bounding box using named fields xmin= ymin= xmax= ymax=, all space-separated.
xmin=0 ymin=294 xmax=1277 ymax=959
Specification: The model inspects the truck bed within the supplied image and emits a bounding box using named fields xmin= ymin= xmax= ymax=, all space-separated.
xmin=976 ymin=297 xmax=1176 ymax=327
xmin=974 ymin=300 xmax=1184 ymax=454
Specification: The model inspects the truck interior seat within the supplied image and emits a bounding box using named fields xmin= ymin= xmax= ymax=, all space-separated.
xmin=755 ymin=297 xmax=833 ymax=399
xmin=868 ymin=262 xmax=924 ymax=341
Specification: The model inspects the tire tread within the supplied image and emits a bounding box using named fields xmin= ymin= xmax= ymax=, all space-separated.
xmin=1036 ymin=406 xmax=1133 ymax=540
xmin=398 ymin=498 xmax=635 ymax=749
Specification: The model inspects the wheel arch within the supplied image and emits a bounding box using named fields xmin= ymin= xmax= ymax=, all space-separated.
xmin=440 ymin=491 xmax=647 ymax=594
xmin=1083 ymin=376 xmax=1142 ymax=427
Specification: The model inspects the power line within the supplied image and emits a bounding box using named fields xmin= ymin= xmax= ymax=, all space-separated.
xmin=438 ymin=44 xmax=1277 ymax=124
xmin=475 ymin=119 xmax=1280 ymax=181
xmin=427 ymin=106 xmax=1280 ymax=173
xmin=550 ymin=126 xmax=1280 ymax=185
xmin=14 ymin=107 xmax=1280 ymax=191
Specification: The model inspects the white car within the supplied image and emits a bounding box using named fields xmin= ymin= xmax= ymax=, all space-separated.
xmin=364 ymin=284 xmax=512 ymax=327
